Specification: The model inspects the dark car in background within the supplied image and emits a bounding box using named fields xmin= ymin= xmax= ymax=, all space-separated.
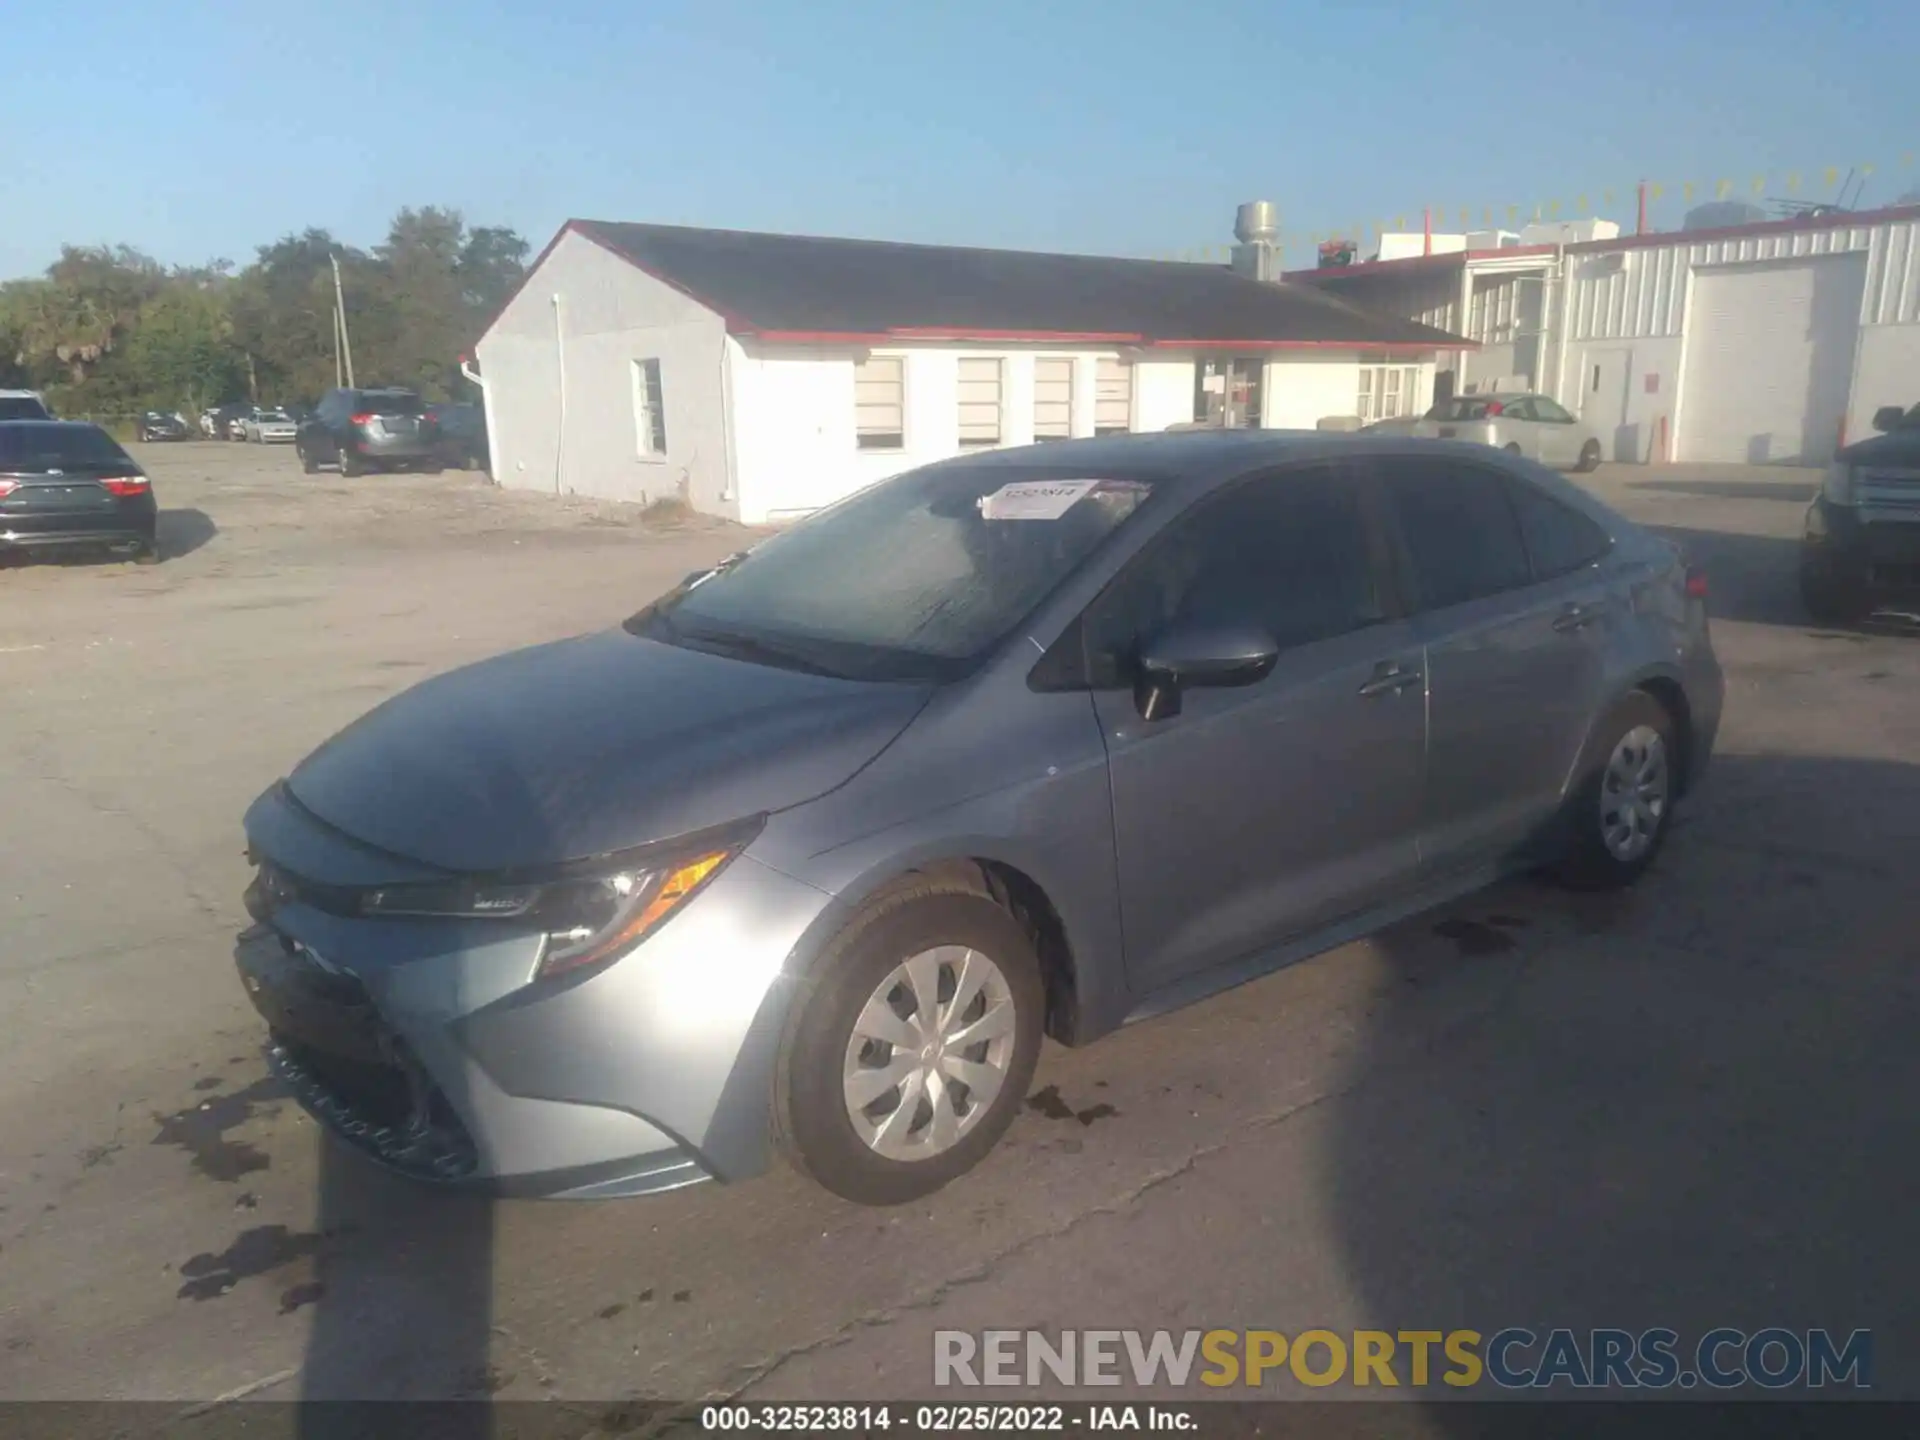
xmin=1802 ymin=402 xmax=1920 ymax=622
xmin=297 ymin=387 xmax=441 ymax=476
xmin=426 ymin=402 xmax=489 ymax=472
xmin=0 ymin=421 xmax=159 ymax=564
xmin=137 ymin=411 xmax=192 ymax=442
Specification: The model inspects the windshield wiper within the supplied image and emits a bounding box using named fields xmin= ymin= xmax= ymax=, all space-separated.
xmin=668 ymin=624 xmax=853 ymax=679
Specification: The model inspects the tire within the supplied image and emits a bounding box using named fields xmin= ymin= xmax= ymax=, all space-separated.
xmin=1575 ymin=440 xmax=1602 ymax=473
xmin=1800 ymin=568 xmax=1872 ymax=626
xmin=1503 ymin=442 xmax=1523 ymax=455
xmin=299 ymin=444 xmax=319 ymax=475
xmin=774 ymin=876 xmax=1045 ymax=1205
xmin=130 ymin=542 xmax=161 ymax=566
xmin=339 ymin=446 xmax=365 ymax=478
xmin=1550 ymin=690 xmax=1678 ymax=892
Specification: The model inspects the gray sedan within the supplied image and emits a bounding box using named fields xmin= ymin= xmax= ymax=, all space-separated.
xmin=1369 ymin=393 xmax=1604 ymax=472
xmin=233 ymin=432 xmax=1722 ymax=1205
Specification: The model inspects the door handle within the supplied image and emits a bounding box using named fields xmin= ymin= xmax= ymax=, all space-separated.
xmin=1358 ymin=663 xmax=1423 ymax=697
xmin=1552 ymin=602 xmax=1606 ymax=633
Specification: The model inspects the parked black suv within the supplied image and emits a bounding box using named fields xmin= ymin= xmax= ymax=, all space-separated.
xmin=296 ymin=387 xmax=440 ymax=476
xmin=425 ymin=402 xmax=489 ymax=472
xmin=1801 ymin=403 xmax=1920 ymax=623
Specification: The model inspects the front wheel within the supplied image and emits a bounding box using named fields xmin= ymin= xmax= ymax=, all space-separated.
xmin=1575 ymin=440 xmax=1602 ymax=473
xmin=1551 ymin=691 xmax=1677 ymax=891
xmin=1503 ymin=442 xmax=1523 ymax=456
xmin=1800 ymin=568 xmax=1873 ymax=626
xmin=775 ymin=877 xmax=1045 ymax=1205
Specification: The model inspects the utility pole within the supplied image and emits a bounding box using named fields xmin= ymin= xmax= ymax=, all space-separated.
xmin=330 ymin=253 xmax=356 ymax=387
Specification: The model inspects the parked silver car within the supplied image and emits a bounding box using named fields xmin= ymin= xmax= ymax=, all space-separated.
xmin=243 ymin=408 xmax=298 ymax=444
xmin=1368 ymin=393 xmax=1604 ymax=472
xmin=234 ymin=432 xmax=1722 ymax=1205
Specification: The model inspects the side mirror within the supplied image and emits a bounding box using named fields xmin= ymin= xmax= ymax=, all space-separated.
xmin=1133 ymin=621 xmax=1280 ymax=721
xmin=1871 ymin=405 xmax=1907 ymax=434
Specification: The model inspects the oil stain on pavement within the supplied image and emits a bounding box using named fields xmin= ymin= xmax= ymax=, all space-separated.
xmin=150 ymin=1075 xmax=286 ymax=1182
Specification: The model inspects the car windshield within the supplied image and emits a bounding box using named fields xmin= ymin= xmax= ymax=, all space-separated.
xmin=1427 ymin=397 xmax=1507 ymax=421
xmin=258 ymin=410 xmax=290 ymax=421
xmin=629 ymin=465 xmax=1157 ymax=682
xmin=0 ymin=423 xmax=133 ymax=469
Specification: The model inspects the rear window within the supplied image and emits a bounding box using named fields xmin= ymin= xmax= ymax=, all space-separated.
xmin=0 ymin=396 xmax=51 ymax=421
xmin=1428 ymin=398 xmax=1503 ymax=422
xmin=0 ymin=423 xmax=133 ymax=469
xmin=354 ymin=392 xmax=423 ymax=416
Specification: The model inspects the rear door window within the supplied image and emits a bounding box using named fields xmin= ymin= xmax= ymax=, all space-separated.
xmin=1504 ymin=477 xmax=1613 ymax=579
xmin=1376 ymin=457 xmax=1533 ymax=611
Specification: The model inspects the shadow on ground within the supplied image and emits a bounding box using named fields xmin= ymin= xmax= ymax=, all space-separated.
xmin=159 ymin=507 xmax=219 ymax=559
xmin=1648 ymin=524 xmax=1807 ymax=626
xmin=1628 ymin=479 xmax=1818 ymax=503
xmin=1328 ymin=752 xmax=1920 ymax=1420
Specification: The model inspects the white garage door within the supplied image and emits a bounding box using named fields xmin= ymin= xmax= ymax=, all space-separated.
xmin=1677 ymin=255 xmax=1866 ymax=463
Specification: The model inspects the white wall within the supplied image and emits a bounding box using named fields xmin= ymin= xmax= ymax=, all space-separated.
xmin=476 ymin=229 xmax=734 ymax=514
xmin=726 ymin=343 xmax=1168 ymax=524
xmin=1562 ymin=337 xmax=1683 ymax=463
xmin=1850 ymin=325 xmax=1920 ymax=441
xmin=1262 ymin=356 xmax=1364 ymax=428
xmin=1133 ymin=358 xmax=1196 ymax=431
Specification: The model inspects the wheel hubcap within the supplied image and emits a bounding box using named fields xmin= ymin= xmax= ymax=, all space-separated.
xmin=1600 ymin=725 xmax=1669 ymax=862
xmin=842 ymin=946 xmax=1016 ymax=1161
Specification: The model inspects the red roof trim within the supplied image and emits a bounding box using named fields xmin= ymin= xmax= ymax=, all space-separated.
xmin=1286 ymin=202 xmax=1920 ymax=282
xmin=1150 ymin=338 xmax=1476 ymax=352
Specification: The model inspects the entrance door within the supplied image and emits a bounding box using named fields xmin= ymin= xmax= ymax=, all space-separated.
xmin=1194 ymin=358 xmax=1265 ymax=429
xmin=1579 ymin=348 xmax=1631 ymax=461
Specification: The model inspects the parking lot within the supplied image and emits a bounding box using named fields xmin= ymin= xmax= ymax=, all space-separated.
xmin=2 ymin=442 xmax=1918 ymax=1417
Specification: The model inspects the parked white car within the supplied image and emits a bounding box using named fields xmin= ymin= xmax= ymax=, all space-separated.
xmin=244 ymin=408 xmax=299 ymax=444
xmin=1366 ymin=393 xmax=1604 ymax=473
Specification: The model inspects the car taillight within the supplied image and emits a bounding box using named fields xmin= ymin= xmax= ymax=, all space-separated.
xmin=1484 ymin=401 xmax=1504 ymax=417
xmin=0 ymin=479 xmax=16 ymax=498
xmin=350 ymin=412 xmax=374 ymax=425
xmin=101 ymin=476 xmax=150 ymax=497
xmin=1684 ymin=565 xmax=1709 ymax=599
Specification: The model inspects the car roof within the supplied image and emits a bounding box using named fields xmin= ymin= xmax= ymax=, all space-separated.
xmin=917 ymin=427 xmax=1556 ymax=488
xmin=0 ymin=419 xmax=107 ymax=432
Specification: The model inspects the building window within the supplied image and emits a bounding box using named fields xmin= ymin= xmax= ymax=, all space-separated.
xmin=1357 ymin=362 xmax=1422 ymax=423
xmin=1094 ymin=357 xmax=1132 ymax=435
xmin=957 ymin=357 xmax=1003 ymax=449
xmin=856 ymin=355 xmax=905 ymax=450
xmin=632 ymin=359 xmax=667 ymax=456
xmin=1033 ymin=358 xmax=1074 ymax=441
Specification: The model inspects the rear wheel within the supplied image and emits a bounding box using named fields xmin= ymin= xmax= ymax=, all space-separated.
xmin=339 ymin=446 xmax=365 ymax=477
xmin=299 ymin=444 xmax=319 ymax=475
xmin=775 ymin=875 xmax=1045 ymax=1205
xmin=1503 ymin=442 xmax=1523 ymax=455
xmin=1575 ymin=439 xmax=1602 ymax=473
xmin=1551 ymin=691 xmax=1677 ymax=891
xmin=130 ymin=541 xmax=161 ymax=566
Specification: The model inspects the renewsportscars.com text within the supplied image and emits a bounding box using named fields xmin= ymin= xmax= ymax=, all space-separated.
xmin=933 ymin=1328 xmax=1873 ymax=1391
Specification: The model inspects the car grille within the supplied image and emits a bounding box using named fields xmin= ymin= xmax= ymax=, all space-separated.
xmin=269 ymin=1027 xmax=480 ymax=1183
xmin=1857 ymin=468 xmax=1920 ymax=518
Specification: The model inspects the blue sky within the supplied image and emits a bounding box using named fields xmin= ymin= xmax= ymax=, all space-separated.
xmin=3 ymin=0 xmax=1914 ymax=281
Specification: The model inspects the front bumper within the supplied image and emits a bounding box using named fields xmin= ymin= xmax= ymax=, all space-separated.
xmin=1803 ymin=497 xmax=1920 ymax=592
xmin=258 ymin=430 xmax=298 ymax=444
xmin=233 ymin=833 xmax=833 ymax=1198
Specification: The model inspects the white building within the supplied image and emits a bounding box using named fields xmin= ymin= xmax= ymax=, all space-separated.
xmin=473 ymin=218 xmax=1469 ymax=523
xmin=1295 ymin=202 xmax=1920 ymax=464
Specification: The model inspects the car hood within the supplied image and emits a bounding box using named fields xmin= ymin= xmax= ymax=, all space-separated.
xmin=1841 ymin=428 xmax=1920 ymax=466
xmin=282 ymin=628 xmax=932 ymax=873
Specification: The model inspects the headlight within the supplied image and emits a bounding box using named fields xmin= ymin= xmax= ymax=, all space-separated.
xmin=1823 ymin=461 xmax=1856 ymax=505
xmin=355 ymin=823 xmax=758 ymax=979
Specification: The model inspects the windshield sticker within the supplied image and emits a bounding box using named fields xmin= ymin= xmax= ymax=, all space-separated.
xmin=978 ymin=479 xmax=1102 ymax=521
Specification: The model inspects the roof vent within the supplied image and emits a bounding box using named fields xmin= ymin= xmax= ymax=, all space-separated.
xmin=1231 ymin=201 xmax=1282 ymax=282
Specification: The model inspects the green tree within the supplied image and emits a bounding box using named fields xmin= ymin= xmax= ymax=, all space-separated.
xmin=122 ymin=284 xmax=243 ymax=414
